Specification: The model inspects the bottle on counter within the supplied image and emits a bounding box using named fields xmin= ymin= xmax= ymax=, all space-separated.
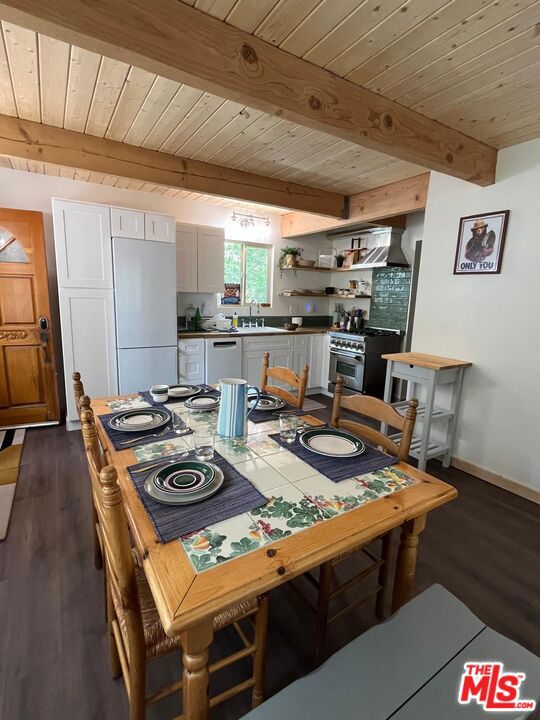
xmin=232 ymin=312 xmax=239 ymax=328
xmin=193 ymin=307 xmax=202 ymax=331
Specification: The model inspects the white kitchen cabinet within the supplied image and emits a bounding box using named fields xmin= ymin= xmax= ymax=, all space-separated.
xmin=319 ymin=334 xmax=330 ymax=390
xmin=145 ymin=213 xmax=175 ymax=243
xmin=243 ymin=352 xmax=264 ymax=387
xmin=176 ymin=224 xmax=198 ymax=292
xmin=293 ymin=334 xmax=312 ymax=380
xmin=178 ymin=338 xmax=205 ymax=384
xmin=197 ymin=227 xmax=225 ymax=293
xmin=53 ymin=200 xmax=112 ymax=289
xmin=242 ymin=336 xmax=295 ymax=389
xmin=176 ymin=224 xmax=224 ymax=293
xmin=111 ymin=207 xmax=145 ymax=239
xmin=59 ymin=287 xmax=118 ymax=421
xmin=309 ymin=334 xmax=330 ymax=389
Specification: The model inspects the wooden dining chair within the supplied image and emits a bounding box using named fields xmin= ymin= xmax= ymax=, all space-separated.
xmin=73 ymin=371 xmax=105 ymax=572
xmin=306 ymin=375 xmax=417 ymax=659
xmin=260 ymin=352 xmax=309 ymax=409
xmin=81 ymin=413 xmax=269 ymax=720
xmin=72 ymin=371 xmax=85 ymax=417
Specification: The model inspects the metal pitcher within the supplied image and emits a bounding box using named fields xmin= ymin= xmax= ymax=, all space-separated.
xmin=217 ymin=378 xmax=260 ymax=438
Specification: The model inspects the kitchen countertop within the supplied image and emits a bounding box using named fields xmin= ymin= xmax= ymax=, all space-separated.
xmin=178 ymin=326 xmax=331 ymax=339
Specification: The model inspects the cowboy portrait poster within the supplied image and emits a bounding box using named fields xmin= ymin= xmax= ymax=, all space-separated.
xmin=454 ymin=210 xmax=510 ymax=275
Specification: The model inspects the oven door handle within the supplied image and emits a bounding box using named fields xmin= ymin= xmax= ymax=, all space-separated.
xmin=329 ymin=350 xmax=364 ymax=361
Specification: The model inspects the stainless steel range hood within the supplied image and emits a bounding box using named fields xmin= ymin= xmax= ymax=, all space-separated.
xmin=328 ymin=226 xmax=409 ymax=269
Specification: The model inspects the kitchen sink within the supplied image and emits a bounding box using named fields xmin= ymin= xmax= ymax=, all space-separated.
xmin=237 ymin=326 xmax=288 ymax=333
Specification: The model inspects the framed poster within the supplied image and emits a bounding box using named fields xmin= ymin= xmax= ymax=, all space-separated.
xmin=453 ymin=210 xmax=509 ymax=275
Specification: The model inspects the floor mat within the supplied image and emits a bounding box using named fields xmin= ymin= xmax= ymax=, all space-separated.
xmin=0 ymin=429 xmax=25 ymax=540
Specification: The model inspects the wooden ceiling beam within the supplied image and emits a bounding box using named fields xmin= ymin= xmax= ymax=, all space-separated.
xmin=281 ymin=174 xmax=429 ymax=238
xmin=0 ymin=114 xmax=347 ymax=216
xmin=0 ymin=0 xmax=497 ymax=186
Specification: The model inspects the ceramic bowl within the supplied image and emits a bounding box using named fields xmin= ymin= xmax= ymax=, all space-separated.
xmin=150 ymin=384 xmax=169 ymax=402
xmin=284 ymin=323 xmax=299 ymax=331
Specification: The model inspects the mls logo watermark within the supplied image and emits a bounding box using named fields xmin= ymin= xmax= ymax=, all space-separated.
xmin=458 ymin=662 xmax=537 ymax=712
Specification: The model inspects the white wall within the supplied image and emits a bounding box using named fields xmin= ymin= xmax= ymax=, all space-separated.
xmin=412 ymin=139 xmax=540 ymax=495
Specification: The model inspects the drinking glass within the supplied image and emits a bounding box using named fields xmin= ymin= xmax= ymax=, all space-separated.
xmin=172 ymin=410 xmax=187 ymax=435
xmin=279 ymin=413 xmax=298 ymax=444
xmin=193 ymin=429 xmax=215 ymax=461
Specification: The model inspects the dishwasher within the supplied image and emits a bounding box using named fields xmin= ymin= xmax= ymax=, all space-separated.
xmin=204 ymin=337 xmax=242 ymax=384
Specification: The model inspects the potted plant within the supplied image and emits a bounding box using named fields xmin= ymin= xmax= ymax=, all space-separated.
xmin=278 ymin=246 xmax=303 ymax=269
xmin=336 ymin=252 xmax=346 ymax=268
xmin=278 ymin=246 xmax=304 ymax=276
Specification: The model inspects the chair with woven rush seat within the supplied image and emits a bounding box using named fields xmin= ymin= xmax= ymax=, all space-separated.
xmin=73 ymin=371 xmax=104 ymax=572
xmin=82 ymin=410 xmax=269 ymax=720
xmin=260 ymin=352 xmax=309 ymax=408
xmin=72 ymin=371 xmax=85 ymax=416
xmin=307 ymin=375 xmax=418 ymax=660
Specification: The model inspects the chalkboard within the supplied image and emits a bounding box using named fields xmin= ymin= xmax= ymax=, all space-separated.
xmin=369 ymin=267 xmax=411 ymax=331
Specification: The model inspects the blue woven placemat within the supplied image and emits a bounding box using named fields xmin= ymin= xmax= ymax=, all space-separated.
xmin=99 ymin=406 xmax=191 ymax=450
xmin=268 ymin=432 xmax=397 ymax=483
xmin=127 ymin=450 xmax=266 ymax=542
xmin=248 ymin=397 xmax=326 ymax=423
xmin=139 ymin=385 xmax=220 ymax=406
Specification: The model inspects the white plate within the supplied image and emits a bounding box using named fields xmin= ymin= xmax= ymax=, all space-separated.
xmin=122 ymin=413 xmax=156 ymax=426
xmin=169 ymin=385 xmax=201 ymax=398
xmin=190 ymin=397 xmax=218 ymax=407
xmin=308 ymin=435 xmax=357 ymax=455
xmin=299 ymin=428 xmax=365 ymax=458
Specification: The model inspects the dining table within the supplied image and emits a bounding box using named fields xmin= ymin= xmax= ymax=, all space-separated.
xmin=91 ymin=391 xmax=458 ymax=720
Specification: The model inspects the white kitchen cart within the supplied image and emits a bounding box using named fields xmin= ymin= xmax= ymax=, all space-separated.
xmin=381 ymin=352 xmax=472 ymax=472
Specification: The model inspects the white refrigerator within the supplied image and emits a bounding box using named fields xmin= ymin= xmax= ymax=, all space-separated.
xmin=113 ymin=236 xmax=177 ymax=393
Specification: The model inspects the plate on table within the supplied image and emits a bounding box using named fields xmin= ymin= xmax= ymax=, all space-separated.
xmin=168 ymin=384 xmax=201 ymax=398
xmin=299 ymin=428 xmax=365 ymax=458
xmin=248 ymin=392 xmax=286 ymax=411
xmin=109 ymin=407 xmax=170 ymax=433
xmin=144 ymin=461 xmax=224 ymax=505
xmin=184 ymin=394 xmax=220 ymax=411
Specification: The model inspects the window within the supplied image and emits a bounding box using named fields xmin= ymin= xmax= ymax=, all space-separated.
xmin=221 ymin=241 xmax=272 ymax=306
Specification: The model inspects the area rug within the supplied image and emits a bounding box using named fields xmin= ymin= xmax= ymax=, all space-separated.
xmin=0 ymin=429 xmax=25 ymax=540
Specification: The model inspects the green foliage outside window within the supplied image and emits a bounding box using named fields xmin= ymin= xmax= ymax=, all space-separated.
xmin=222 ymin=241 xmax=271 ymax=305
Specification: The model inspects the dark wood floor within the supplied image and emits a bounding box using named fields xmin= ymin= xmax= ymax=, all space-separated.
xmin=1 ymin=401 xmax=539 ymax=720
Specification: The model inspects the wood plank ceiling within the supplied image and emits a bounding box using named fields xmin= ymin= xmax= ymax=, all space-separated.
xmin=178 ymin=0 xmax=540 ymax=149
xmin=0 ymin=0 xmax=539 ymax=206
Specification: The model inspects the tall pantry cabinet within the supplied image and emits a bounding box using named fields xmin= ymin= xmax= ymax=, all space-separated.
xmin=54 ymin=200 xmax=118 ymax=423
xmin=53 ymin=199 xmax=176 ymax=424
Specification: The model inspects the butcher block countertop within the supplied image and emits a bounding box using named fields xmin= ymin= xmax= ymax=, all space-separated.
xmin=178 ymin=326 xmax=331 ymax=340
xmin=381 ymin=352 xmax=472 ymax=371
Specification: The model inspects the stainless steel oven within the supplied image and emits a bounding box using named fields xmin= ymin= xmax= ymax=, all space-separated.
xmin=329 ymin=345 xmax=365 ymax=392
xmin=328 ymin=329 xmax=402 ymax=396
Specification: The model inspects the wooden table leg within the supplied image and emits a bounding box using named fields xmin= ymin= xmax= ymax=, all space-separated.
xmin=391 ymin=515 xmax=426 ymax=613
xmin=181 ymin=619 xmax=214 ymax=720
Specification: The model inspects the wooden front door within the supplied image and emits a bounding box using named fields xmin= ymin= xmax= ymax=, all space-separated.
xmin=0 ymin=208 xmax=59 ymax=426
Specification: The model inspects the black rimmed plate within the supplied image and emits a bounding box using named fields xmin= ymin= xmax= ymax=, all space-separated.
xmin=168 ymin=384 xmax=201 ymax=398
xmin=109 ymin=407 xmax=170 ymax=433
xmin=184 ymin=394 xmax=220 ymax=411
xmin=144 ymin=460 xmax=224 ymax=505
xmin=299 ymin=428 xmax=365 ymax=458
xmin=247 ymin=392 xmax=286 ymax=411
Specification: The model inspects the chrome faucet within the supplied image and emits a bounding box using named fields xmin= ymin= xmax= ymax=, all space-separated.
xmin=248 ymin=299 xmax=258 ymax=328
